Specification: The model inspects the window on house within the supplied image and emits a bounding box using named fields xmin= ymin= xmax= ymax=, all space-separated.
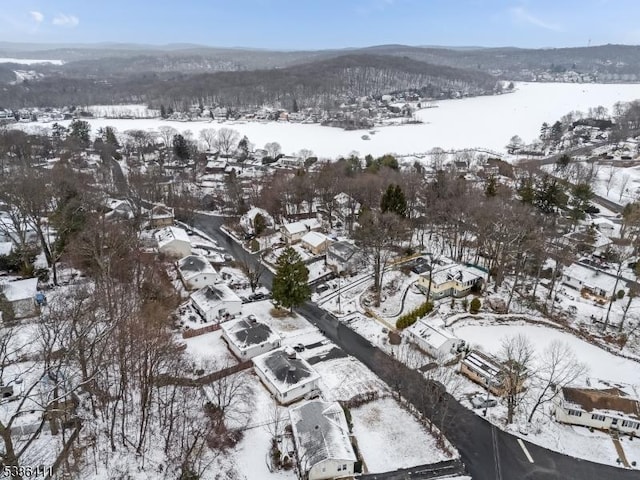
xmin=591 ymin=414 xmax=606 ymax=422
xmin=567 ymin=409 xmax=582 ymax=417
xmin=622 ymin=420 xmax=639 ymax=428
xmin=342 ymin=464 xmax=347 ymax=470
xmin=337 ymin=465 xmax=342 ymax=471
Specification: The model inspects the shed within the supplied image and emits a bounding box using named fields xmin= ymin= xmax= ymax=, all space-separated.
xmin=1 ymin=278 xmax=38 ymax=319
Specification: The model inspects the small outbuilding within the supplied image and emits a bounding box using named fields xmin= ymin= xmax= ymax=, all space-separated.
xmin=301 ymin=231 xmax=331 ymax=256
xmin=1 ymin=278 xmax=38 ymax=320
xmin=406 ymin=318 xmax=465 ymax=360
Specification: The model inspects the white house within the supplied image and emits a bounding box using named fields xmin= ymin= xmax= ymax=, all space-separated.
xmin=155 ymin=226 xmax=191 ymax=258
xmin=562 ymin=262 xmax=625 ymax=299
xmin=326 ymin=241 xmax=363 ymax=275
xmin=253 ymin=347 xmax=321 ymax=405
xmin=301 ymin=231 xmax=331 ymax=256
xmin=239 ymin=207 xmax=274 ymax=235
xmin=289 ymin=400 xmax=357 ymax=480
xmin=190 ymin=284 xmax=242 ymax=323
xmin=104 ymin=198 xmax=134 ymax=220
xmin=177 ymin=254 xmax=219 ymax=290
xmin=1 ymin=278 xmax=38 ymax=319
xmin=417 ymin=261 xmax=484 ymax=300
xmin=406 ymin=318 xmax=465 ymax=360
xmin=281 ymin=218 xmax=322 ymax=244
xmin=221 ymin=316 xmax=281 ymax=359
xmin=554 ymin=387 xmax=640 ymax=435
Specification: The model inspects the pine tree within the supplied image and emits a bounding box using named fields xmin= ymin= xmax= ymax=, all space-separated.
xmin=69 ymin=119 xmax=91 ymax=148
xmin=160 ymin=104 xmax=167 ymax=118
xmin=172 ymin=134 xmax=190 ymax=163
xmin=485 ymin=175 xmax=498 ymax=197
xmin=380 ymin=184 xmax=407 ymax=218
xmin=272 ymin=247 xmax=310 ymax=311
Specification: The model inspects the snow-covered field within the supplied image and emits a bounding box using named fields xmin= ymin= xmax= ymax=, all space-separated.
xmin=451 ymin=322 xmax=640 ymax=386
xmin=352 ymin=397 xmax=451 ymax=473
xmin=22 ymin=83 xmax=640 ymax=158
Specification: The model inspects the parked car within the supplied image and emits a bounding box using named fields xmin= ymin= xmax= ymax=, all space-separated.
xmin=304 ymin=389 xmax=322 ymax=400
xmin=293 ymin=343 xmax=305 ymax=352
xmin=470 ymin=395 xmax=497 ymax=409
xmin=316 ymin=284 xmax=330 ymax=294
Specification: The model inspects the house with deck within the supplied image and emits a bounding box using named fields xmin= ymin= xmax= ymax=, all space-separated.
xmin=155 ymin=226 xmax=191 ymax=258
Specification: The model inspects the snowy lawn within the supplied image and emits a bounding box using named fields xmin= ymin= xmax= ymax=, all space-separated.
xmin=352 ymin=397 xmax=452 ymax=473
xmin=181 ymin=329 xmax=237 ymax=371
xmin=451 ymin=322 xmax=640 ymax=386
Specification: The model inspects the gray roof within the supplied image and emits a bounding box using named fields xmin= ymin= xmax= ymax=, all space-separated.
xmin=289 ymin=400 xmax=356 ymax=470
xmin=253 ymin=347 xmax=320 ymax=394
xmin=229 ymin=318 xmax=277 ymax=347
xmin=179 ymin=255 xmax=209 ymax=273
xmin=328 ymin=241 xmax=358 ymax=262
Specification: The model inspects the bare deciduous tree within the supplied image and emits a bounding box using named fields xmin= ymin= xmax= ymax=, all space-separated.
xmin=499 ymin=334 xmax=534 ymax=424
xmin=215 ymin=128 xmax=240 ymax=158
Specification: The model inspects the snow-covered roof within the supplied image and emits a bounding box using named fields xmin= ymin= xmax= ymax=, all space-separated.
xmin=190 ymin=284 xmax=241 ymax=311
xmin=327 ymin=241 xmax=359 ymax=262
xmin=239 ymin=207 xmax=274 ymax=233
xmin=407 ymin=318 xmax=460 ymax=350
xmin=301 ymin=231 xmax=329 ymax=249
xmin=592 ymin=217 xmax=615 ymax=228
xmin=289 ymin=400 xmax=356 ymax=470
xmin=563 ymin=262 xmax=625 ymax=294
xmin=155 ymin=226 xmax=191 ymax=248
xmin=423 ymin=262 xmax=483 ymax=286
xmin=252 ymin=347 xmax=320 ymax=395
xmin=2 ymin=278 xmax=38 ymax=302
xmin=462 ymin=350 xmax=502 ymax=379
xmin=221 ymin=316 xmax=281 ymax=349
xmin=282 ymin=218 xmax=321 ymax=236
xmin=177 ymin=254 xmax=218 ymax=282
xmin=149 ymin=204 xmax=174 ymax=219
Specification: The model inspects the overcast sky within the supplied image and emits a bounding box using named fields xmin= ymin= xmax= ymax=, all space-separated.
xmin=0 ymin=0 xmax=638 ymax=49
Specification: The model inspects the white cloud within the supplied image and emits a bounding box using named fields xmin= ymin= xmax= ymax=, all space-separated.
xmin=29 ymin=11 xmax=44 ymax=23
xmin=52 ymin=13 xmax=79 ymax=27
xmin=510 ymin=6 xmax=563 ymax=32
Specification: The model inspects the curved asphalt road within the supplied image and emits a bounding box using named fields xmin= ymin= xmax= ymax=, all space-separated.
xmin=194 ymin=213 xmax=638 ymax=480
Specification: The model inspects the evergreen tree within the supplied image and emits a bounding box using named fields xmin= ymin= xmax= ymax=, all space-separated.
xmin=103 ymin=126 xmax=120 ymax=148
xmin=272 ymin=247 xmax=310 ymax=311
xmin=172 ymin=134 xmax=190 ymax=162
xmin=253 ymin=213 xmax=267 ymax=236
xmin=484 ymin=175 xmax=498 ymax=197
xmin=160 ymin=104 xmax=167 ymax=118
xmin=237 ymin=136 xmax=250 ymax=162
xmin=380 ymin=184 xmax=408 ymax=217
xmin=569 ymin=182 xmax=594 ymax=225
xmin=292 ymin=98 xmax=299 ymax=113
xmin=68 ymin=119 xmax=91 ymax=148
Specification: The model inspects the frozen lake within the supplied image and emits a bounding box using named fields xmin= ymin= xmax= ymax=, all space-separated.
xmin=27 ymin=82 xmax=640 ymax=159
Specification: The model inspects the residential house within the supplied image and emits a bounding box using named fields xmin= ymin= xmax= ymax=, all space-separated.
xmin=205 ymin=158 xmax=227 ymax=174
xmin=104 ymin=198 xmax=134 ymax=220
xmin=239 ymin=208 xmax=274 ymax=235
xmin=190 ymin=284 xmax=242 ymax=323
xmin=177 ymin=254 xmax=220 ymax=290
xmin=148 ymin=204 xmax=175 ymax=228
xmin=289 ymin=400 xmax=357 ymax=480
xmin=301 ymin=231 xmax=332 ymax=256
xmin=253 ymin=347 xmax=321 ymax=404
xmin=281 ymin=218 xmax=322 ymax=244
xmin=561 ymin=227 xmax=612 ymax=255
xmin=155 ymin=226 xmax=191 ymax=258
xmin=221 ymin=315 xmax=282 ymax=359
xmin=417 ymin=262 xmax=484 ymax=300
xmin=591 ymin=217 xmax=616 ymax=237
xmin=459 ymin=350 xmax=508 ymax=396
xmin=1 ymin=278 xmax=38 ymax=320
xmin=562 ymin=262 xmax=625 ymax=300
xmin=406 ymin=318 xmax=465 ymax=360
xmin=326 ymin=241 xmax=363 ymax=275
xmin=554 ymin=387 xmax=640 ymax=435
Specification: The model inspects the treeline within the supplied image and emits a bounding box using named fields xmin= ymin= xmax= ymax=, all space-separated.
xmin=0 ymin=54 xmax=496 ymax=110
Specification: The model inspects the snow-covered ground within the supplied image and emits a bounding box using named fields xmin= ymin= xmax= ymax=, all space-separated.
xmin=21 ymin=83 xmax=640 ymax=158
xmin=451 ymin=321 xmax=640 ymax=386
xmin=352 ymin=397 xmax=452 ymax=473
